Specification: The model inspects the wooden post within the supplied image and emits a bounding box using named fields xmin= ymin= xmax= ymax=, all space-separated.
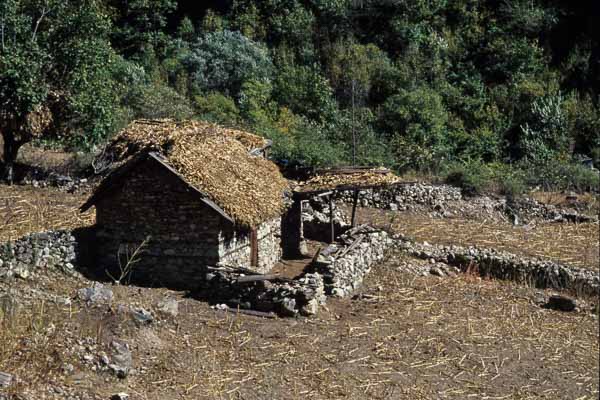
xmin=350 ymin=189 xmax=359 ymax=227
xmin=329 ymin=193 xmax=335 ymax=243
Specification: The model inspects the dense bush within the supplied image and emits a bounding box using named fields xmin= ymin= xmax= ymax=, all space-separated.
xmin=2 ymin=0 xmax=598 ymax=190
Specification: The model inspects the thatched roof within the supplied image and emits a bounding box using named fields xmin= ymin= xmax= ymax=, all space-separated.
xmin=84 ymin=119 xmax=288 ymax=227
xmin=294 ymin=167 xmax=401 ymax=194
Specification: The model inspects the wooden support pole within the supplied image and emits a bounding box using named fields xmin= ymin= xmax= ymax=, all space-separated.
xmin=350 ymin=189 xmax=359 ymax=227
xmin=329 ymin=193 xmax=335 ymax=243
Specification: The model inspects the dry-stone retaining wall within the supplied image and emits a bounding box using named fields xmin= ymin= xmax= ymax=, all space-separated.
xmin=337 ymin=183 xmax=462 ymax=210
xmin=0 ymin=230 xmax=78 ymax=281
xmin=199 ymin=269 xmax=326 ymax=316
xmin=310 ymin=226 xmax=393 ymax=297
xmin=394 ymin=236 xmax=600 ymax=296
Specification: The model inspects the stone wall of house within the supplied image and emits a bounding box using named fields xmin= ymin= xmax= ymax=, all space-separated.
xmin=0 ymin=230 xmax=78 ymax=281
xmin=219 ymin=217 xmax=282 ymax=274
xmin=93 ymin=158 xmax=279 ymax=289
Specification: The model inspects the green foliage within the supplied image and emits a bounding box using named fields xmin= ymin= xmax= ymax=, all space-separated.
xmin=129 ymin=83 xmax=194 ymax=121
xmin=274 ymin=64 xmax=336 ymax=122
xmin=183 ymin=30 xmax=273 ymax=97
xmin=1 ymin=0 xmax=597 ymax=192
xmin=379 ymin=86 xmax=450 ymax=171
xmin=0 ymin=0 xmax=120 ymax=152
xmin=193 ymin=93 xmax=241 ymax=125
xmin=519 ymin=93 xmax=569 ymax=163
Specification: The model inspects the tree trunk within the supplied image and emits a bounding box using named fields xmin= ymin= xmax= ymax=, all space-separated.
xmin=1 ymin=133 xmax=21 ymax=185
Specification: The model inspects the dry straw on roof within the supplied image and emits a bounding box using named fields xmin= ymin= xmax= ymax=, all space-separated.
xmin=296 ymin=167 xmax=401 ymax=193
xmin=107 ymin=119 xmax=287 ymax=227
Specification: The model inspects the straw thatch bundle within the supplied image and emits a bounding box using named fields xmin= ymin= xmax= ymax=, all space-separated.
xmin=109 ymin=119 xmax=269 ymax=160
xmin=106 ymin=119 xmax=288 ymax=227
xmin=295 ymin=168 xmax=400 ymax=193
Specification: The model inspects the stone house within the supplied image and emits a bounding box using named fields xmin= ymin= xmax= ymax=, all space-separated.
xmin=81 ymin=120 xmax=289 ymax=289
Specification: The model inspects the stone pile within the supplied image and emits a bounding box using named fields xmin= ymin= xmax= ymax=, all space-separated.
xmin=337 ymin=183 xmax=462 ymax=211
xmin=393 ymin=235 xmax=600 ymax=296
xmin=0 ymin=230 xmax=78 ymax=281
xmin=505 ymin=197 xmax=596 ymax=224
xmin=199 ymin=269 xmax=326 ymax=317
xmin=310 ymin=225 xmax=393 ymax=297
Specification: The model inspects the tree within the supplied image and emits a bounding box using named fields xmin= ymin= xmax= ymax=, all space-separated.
xmin=0 ymin=0 xmax=119 ymax=182
xmin=182 ymin=30 xmax=273 ymax=98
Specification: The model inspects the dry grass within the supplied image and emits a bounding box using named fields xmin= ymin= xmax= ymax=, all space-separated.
xmin=351 ymin=207 xmax=599 ymax=270
xmin=295 ymin=168 xmax=401 ymax=193
xmin=0 ymin=255 xmax=597 ymax=399
xmin=0 ymin=185 xmax=94 ymax=241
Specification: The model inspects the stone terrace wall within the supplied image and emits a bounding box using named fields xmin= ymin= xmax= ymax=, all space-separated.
xmin=337 ymin=183 xmax=462 ymax=210
xmin=311 ymin=226 xmax=393 ymax=297
xmin=219 ymin=217 xmax=282 ymax=274
xmin=0 ymin=230 xmax=77 ymax=280
xmin=395 ymin=237 xmax=600 ymax=296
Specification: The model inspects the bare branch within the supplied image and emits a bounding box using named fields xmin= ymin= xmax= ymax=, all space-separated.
xmin=31 ymin=1 xmax=50 ymax=43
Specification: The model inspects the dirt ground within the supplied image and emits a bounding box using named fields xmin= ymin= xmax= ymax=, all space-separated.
xmin=0 ymin=251 xmax=598 ymax=400
xmin=0 ymin=185 xmax=598 ymax=399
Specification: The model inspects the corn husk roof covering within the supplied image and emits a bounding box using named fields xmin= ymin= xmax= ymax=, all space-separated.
xmin=105 ymin=119 xmax=288 ymax=227
xmin=295 ymin=167 xmax=401 ymax=193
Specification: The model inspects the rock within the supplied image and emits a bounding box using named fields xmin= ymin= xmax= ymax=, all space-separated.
xmin=99 ymin=352 xmax=110 ymax=366
xmin=131 ymin=308 xmax=153 ymax=325
xmin=62 ymin=363 xmax=74 ymax=375
xmin=108 ymin=340 xmax=132 ymax=379
xmin=300 ymin=299 xmax=319 ymax=316
xmin=111 ymin=394 xmax=129 ymax=400
xmin=389 ymin=203 xmax=398 ymax=211
xmin=14 ymin=266 xmax=30 ymax=279
xmin=156 ymin=298 xmax=178 ymax=317
xmin=0 ymin=371 xmax=12 ymax=387
xmin=429 ymin=266 xmax=445 ymax=277
xmin=279 ymin=298 xmax=297 ymax=317
xmin=77 ymin=283 xmax=113 ymax=305
xmin=544 ymin=295 xmax=577 ymax=312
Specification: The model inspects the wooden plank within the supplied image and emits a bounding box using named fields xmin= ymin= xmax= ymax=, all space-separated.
xmin=350 ymin=189 xmax=359 ymax=227
xmin=235 ymin=274 xmax=280 ymax=283
xmin=250 ymin=227 xmax=258 ymax=267
xmin=219 ymin=308 xmax=278 ymax=319
xmin=329 ymin=194 xmax=335 ymax=243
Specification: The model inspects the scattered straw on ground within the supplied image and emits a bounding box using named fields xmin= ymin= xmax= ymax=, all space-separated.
xmin=1 ymin=253 xmax=597 ymax=399
xmin=0 ymin=185 xmax=94 ymax=241
xmin=351 ymin=207 xmax=600 ymax=270
xmin=102 ymin=119 xmax=287 ymax=227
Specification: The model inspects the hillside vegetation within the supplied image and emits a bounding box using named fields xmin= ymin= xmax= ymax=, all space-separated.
xmin=1 ymin=0 xmax=598 ymax=192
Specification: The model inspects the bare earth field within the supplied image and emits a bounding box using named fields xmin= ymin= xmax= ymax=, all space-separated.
xmin=0 ymin=184 xmax=598 ymax=399
xmin=349 ymin=207 xmax=599 ymax=270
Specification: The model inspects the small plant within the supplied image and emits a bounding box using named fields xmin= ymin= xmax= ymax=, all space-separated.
xmin=107 ymin=236 xmax=151 ymax=285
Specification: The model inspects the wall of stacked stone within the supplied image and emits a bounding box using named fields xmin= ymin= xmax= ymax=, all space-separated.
xmin=219 ymin=217 xmax=282 ymax=274
xmin=394 ymin=237 xmax=600 ymax=297
xmin=94 ymin=159 xmax=283 ymax=288
xmin=199 ymin=270 xmax=326 ymax=316
xmin=0 ymin=230 xmax=78 ymax=280
xmin=310 ymin=226 xmax=393 ymax=297
xmin=337 ymin=183 xmax=462 ymax=210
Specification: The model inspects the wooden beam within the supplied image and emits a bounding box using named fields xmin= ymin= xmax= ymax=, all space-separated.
xmin=329 ymin=194 xmax=335 ymax=243
xmin=218 ymin=308 xmax=278 ymax=319
xmin=350 ymin=189 xmax=359 ymax=227
xmin=235 ymin=274 xmax=281 ymax=284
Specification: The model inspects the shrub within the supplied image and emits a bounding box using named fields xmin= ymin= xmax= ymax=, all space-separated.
xmin=182 ymin=30 xmax=273 ymax=97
